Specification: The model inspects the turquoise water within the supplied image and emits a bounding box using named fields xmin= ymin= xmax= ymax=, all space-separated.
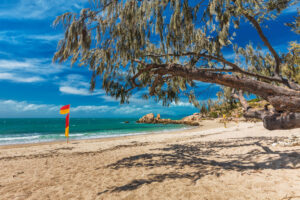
xmin=0 ymin=118 xmax=188 ymax=145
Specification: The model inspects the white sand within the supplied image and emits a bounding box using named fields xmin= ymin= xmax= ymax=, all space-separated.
xmin=1 ymin=120 xmax=300 ymax=200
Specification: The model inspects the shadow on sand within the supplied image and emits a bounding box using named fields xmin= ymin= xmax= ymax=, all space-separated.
xmin=98 ymin=136 xmax=300 ymax=195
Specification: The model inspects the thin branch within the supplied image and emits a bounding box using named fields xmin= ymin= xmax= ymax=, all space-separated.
xmin=130 ymin=60 xmax=162 ymax=87
xmin=242 ymin=12 xmax=281 ymax=77
xmin=231 ymin=90 xmax=251 ymax=111
xmin=150 ymin=75 xmax=161 ymax=96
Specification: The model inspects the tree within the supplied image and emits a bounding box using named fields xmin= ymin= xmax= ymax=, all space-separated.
xmin=200 ymin=103 xmax=208 ymax=117
xmin=53 ymin=0 xmax=300 ymax=130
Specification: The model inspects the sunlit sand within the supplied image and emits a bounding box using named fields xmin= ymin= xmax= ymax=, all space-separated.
xmin=1 ymin=120 xmax=300 ymax=199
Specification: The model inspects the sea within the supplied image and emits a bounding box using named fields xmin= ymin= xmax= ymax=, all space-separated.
xmin=0 ymin=118 xmax=188 ymax=145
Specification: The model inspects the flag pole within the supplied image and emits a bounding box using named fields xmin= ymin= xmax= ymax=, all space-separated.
xmin=66 ymin=113 xmax=70 ymax=144
xmin=60 ymin=104 xmax=71 ymax=144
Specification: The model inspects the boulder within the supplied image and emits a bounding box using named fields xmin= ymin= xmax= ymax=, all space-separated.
xmin=137 ymin=113 xmax=155 ymax=123
xmin=155 ymin=114 xmax=161 ymax=120
xmin=181 ymin=113 xmax=202 ymax=122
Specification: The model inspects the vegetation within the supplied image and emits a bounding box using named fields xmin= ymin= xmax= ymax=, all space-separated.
xmin=53 ymin=0 xmax=300 ymax=130
xmin=199 ymin=88 xmax=268 ymax=120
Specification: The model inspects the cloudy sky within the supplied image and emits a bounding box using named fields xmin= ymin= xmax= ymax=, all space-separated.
xmin=0 ymin=0 xmax=298 ymax=118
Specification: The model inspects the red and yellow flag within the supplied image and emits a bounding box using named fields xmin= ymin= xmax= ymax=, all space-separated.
xmin=60 ymin=104 xmax=70 ymax=115
xmin=60 ymin=105 xmax=70 ymax=138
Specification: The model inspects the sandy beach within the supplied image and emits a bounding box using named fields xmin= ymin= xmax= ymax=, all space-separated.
xmin=1 ymin=120 xmax=300 ymax=200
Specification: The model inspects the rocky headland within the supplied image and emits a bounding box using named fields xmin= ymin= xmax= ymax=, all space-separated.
xmin=136 ymin=113 xmax=202 ymax=126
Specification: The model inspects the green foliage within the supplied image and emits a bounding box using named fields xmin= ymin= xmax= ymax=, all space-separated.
xmin=209 ymin=111 xmax=219 ymax=118
xmin=281 ymin=42 xmax=300 ymax=83
xmin=200 ymin=103 xmax=208 ymax=115
xmin=248 ymin=98 xmax=260 ymax=103
xmin=245 ymin=41 xmax=300 ymax=84
xmin=286 ymin=10 xmax=300 ymax=34
xmin=53 ymin=0 xmax=299 ymax=106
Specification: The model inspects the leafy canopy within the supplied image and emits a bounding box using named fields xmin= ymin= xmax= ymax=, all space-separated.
xmin=53 ymin=0 xmax=299 ymax=106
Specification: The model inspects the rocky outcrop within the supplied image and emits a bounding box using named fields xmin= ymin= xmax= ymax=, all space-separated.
xmin=137 ymin=113 xmax=154 ymax=123
xmin=155 ymin=114 xmax=161 ymax=120
xmin=182 ymin=113 xmax=202 ymax=122
xmin=137 ymin=113 xmax=201 ymax=126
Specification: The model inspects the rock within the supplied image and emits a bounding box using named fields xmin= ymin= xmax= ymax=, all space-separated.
xmin=155 ymin=114 xmax=161 ymax=120
xmin=137 ymin=113 xmax=155 ymax=123
xmin=185 ymin=121 xmax=200 ymax=126
xmin=181 ymin=113 xmax=202 ymax=122
xmin=271 ymin=143 xmax=277 ymax=147
xmin=137 ymin=113 xmax=201 ymax=126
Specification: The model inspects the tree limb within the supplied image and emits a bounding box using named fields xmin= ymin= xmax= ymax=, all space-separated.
xmin=231 ymin=89 xmax=300 ymax=130
xmin=141 ymin=62 xmax=300 ymax=112
xmin=144 ymin=52 xmax=284 ymax=83
xmin=242 ymin=12 xmax=281 ymax=78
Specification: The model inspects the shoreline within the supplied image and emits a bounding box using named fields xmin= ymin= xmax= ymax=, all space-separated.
xmin=0 ymin=117 xmax=189 ymax=147
xmin=0 ymin=119 xmax=232 ymax=149
xmin=0 ymin=119 xmax=233 ymax=154
xmin=0 ymin=124 xmax=197 ymax=149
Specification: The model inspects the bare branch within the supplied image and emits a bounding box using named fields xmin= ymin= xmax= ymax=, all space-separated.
xmin=242 ymin=12 xmax=281 ymax=77
xmin=144 ymin=52 xmax=283 ymax=83
xmin=231 ymin=90 xmax=251 ymax=111
xmin=141 ymin=62 xmax=300 ymax=112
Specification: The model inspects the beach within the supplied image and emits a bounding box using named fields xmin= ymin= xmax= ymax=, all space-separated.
xmin=1 ymin=120 xmax=300 ymax=200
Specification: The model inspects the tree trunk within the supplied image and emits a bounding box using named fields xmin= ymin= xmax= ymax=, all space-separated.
xmin=262 ymin=113 xmax=300 ymax=130
xmin=232 ymin=90 xmax=300 ymax=130
xmin=157 ymin=64 xmax=300 ymax=112
xmin=153 ymin=64 xmax=300 ymax=130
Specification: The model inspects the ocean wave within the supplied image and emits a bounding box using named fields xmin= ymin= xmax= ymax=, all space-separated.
xmin=0 ymin=135 xmax=40 ymax=141
xmin=59 ymin=133 xmax=85 ymax=137
xmin=0 ymin=123 xmax=191 ymax=145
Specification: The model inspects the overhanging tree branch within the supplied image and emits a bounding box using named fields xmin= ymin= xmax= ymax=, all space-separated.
xmin=144 ymin=52 xmax=284 ymax=83
xmin=135 ymin=62 xmax=300 ymax=112
xmin=231 ymin=89 xmax=300 ymax=130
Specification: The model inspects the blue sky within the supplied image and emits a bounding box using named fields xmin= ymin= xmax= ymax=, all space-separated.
xmin=0 ymin=0 xmax=298 ymax=118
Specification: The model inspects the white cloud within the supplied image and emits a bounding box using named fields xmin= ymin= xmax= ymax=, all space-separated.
xmin=115 ymin=106 xmax=143 ymax=114
xmin=59 ymin=86 xmax=99 ymax=96
xmin=0 ymin=72 xmax=44 ymax=83
xmin=0 ymin=58 xmax=67 ymax=84
xmin=0 ymin=59 xmax=64 ymax=75
xmin=0 ymin=99 xmax=58 ymax=113
xmin=171 ymin=101 xmax=194 ymax=107
xmin=100 ymin=95 xmax=119 ymax=102
xmin=0 ymin=99 xmax=139 ymax=117
xmin=58 ymin=74 xmax=105 ymax=96
xmin=28 ymin=34 xmax=63 ymax=41
xmin=61 ymin=74 xmax=90 ymax=87
xmin=0 ymin=99 xmax=115 ymax=116
xmin=72 ymin=105 xmax=112 ymax=112
xmin=0 ymin=60 xmax=33 ymax=69
xmin=0 ymin=31 xmax=63 ymax=44
xmin=0 ymin=0 xmax=87 ymax=19
xmin=0 ymin=59 xmax=66 ymax=83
